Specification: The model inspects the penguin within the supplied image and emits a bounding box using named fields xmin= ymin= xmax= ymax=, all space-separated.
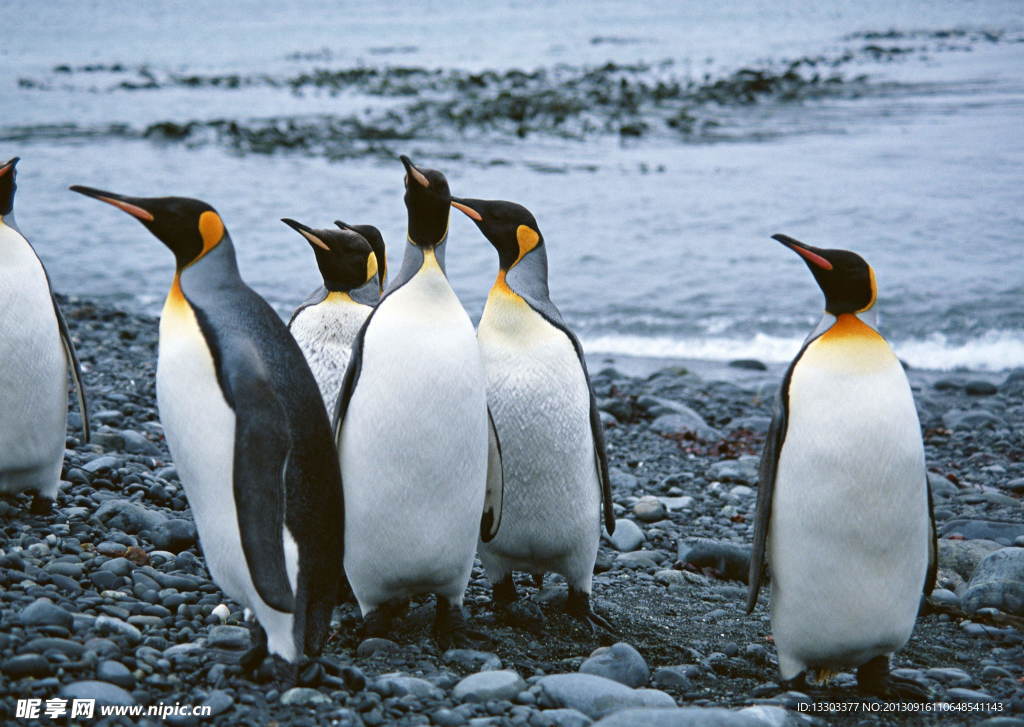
xmin=0 ymin=157 xmax=90 ymax=513
xmin=334 ymin=155 xmax=503 ymax=646
xmin=69 ymin=185 xmax=344 ymax=670
xmin=746 ymin=233 xmax=936 ymax=700
xmin=449 ymin=196 xmax=616 ymax=632
xmin=283 ymin=218 xmax=385 ymax=415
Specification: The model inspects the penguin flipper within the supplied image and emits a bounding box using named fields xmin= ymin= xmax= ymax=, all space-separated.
xmin=480 ymin=407 xmax=504 ymax=543
xmin=923 ymin=474 xmax=938 ymax=596
xmin=226 ymin=359 xmax=296 ymax=614
xmin=53 ymin=296 xmax=91 ymax=443
xmin=288 ymin=286 xmax=329 ymax=328
xmin=747 ymin=393 xmax=787 ymax=613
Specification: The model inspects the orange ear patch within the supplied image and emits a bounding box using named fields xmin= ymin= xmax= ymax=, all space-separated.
xmin=515 ymin=225 xmax=540 ymax=264
xmin=197 ymin=211 xmax=224 ymax=259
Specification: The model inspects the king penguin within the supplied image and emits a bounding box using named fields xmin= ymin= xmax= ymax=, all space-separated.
xmin=334 ymin=155 xmax=503 ymax=646
xmin=0 ymin=157 xmax=90 ymax=513
xmin=450 ymin=196 xmax=616 ymax=632
xmin=284 ymin=218 xmax=385 ymax=415
xmin=746 ymin=233 xmax=936 ymax=700
xmin=69 ymin=185 xmax=345 ymax=670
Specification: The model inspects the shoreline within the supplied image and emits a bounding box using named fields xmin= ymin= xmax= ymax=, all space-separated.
xmin=0 ymin=294 xmax=1020 ymax=726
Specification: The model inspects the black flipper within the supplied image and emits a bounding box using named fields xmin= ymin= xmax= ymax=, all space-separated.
xmin=923 ymin=474 xmax=938 ymax=596
xmin=53 ymin=298 xmax=91 ymax=443
xmin=223 ymin=347 xmax=296 ymax=614
xmin=746 ymin=339 xmax=816 ymax=613
xmin=481 ymin=407 xmax=504 ymax=542
xmin=746 ymin=390 xmax=786 ymax=613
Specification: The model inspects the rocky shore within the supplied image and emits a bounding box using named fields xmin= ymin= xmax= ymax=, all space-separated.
xmin=1 ymin=296 xmax=1021 ymax=727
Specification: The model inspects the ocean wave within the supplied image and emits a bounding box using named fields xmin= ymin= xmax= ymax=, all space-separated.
xmin=582 ymin=330 xmax=1024 ymax=371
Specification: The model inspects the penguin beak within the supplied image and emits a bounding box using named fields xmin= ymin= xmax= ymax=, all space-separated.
xmin=281 ymin=217 xmax=330 ymax=251
xmin=69 ymin=185 xmax=155 ymax=222
xmin=400 ymin=155 xmax=430 ymax=189
xmin=772 ymin=233 xmax=833 ymax=271
xmin=450 ymin=197 xmax=483 ymax=221
xmin=0 ymin=157 xmax=19 ymax=177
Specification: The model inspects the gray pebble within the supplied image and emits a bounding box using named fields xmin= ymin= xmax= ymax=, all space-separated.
xmin=579 ymin=642 xmax=650 ymax=688
xmin=608 ymin=519 xmax=645 ymax=552
xmin=453 ymin=670 xmax=527 ymax=702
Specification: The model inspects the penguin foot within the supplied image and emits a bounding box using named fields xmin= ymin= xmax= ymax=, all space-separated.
xmin=29 ymin=493 xmax=53 ymax=515
xmin=502 ymin=600 xmax=546 ymax=634
xmin=434 ymin=597 xmax=490 ymax=650
xmin=857 ymin=655 xmax=932 ymax=702
xmin=272 ymin=656 xmax=299 ymax=691
xmin=361 ymin=608 xmax=393 ymax=640
xmin=566 ymin=588 xmax=616 ymax=637
xmin=239 ymin=625 xmax=268 ymax=676
xmin=779 ymin=671 xmax=810 ymax=692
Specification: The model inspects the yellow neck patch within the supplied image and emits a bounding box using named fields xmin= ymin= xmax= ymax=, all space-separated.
xmin=326 ymin=291 xmax=354 ymax=304
xmin=859 ymin=266 xmax=878 ymax=312
xmin=419 ymin=246 xmax=442 ymax=272
xmin=805 ymin=313 xmax=895 ymax=373
xmin=366 ymin=252 xmax=379 ymax=284
xmin=194 ymin=210 xmax=224 ymax=265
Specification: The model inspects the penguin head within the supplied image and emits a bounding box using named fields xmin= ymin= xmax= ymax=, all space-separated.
xmin=774 ymin=233 xmax=877 ymax=314
xmin=336 ymin=221 xmax=386 ymax=294
xmin=281 ymin=218 xmax=378 ymax=293
xmin=69 ymin=186 xmax=227 ymax=269
xmin=400 ymin=155 xmax=450 ymax=247
xmin=450 ymin=197 xmax=544 ymax=271
xmin=0 ymin=157 xmax=18 ymax=217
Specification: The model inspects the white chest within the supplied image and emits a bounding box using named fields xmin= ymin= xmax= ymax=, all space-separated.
xmin=289 ymin=294 xmax=371 ymax=413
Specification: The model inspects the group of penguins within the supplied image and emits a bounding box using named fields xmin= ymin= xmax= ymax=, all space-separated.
xmin=1 ymin=153 xmax=937 ymax=700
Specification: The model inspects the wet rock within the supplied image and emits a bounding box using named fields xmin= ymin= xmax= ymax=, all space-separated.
xmin=357 ymin=637 xmax=400 ymax=657
xmin=727 ymin=416 xmax=771 ymax=435
xmin=207 ymin=625 xmax=250 ymax=650
xmin=95 ymin=615 xmax=142 ymax=644
xmin=677 ymin=540 xmax=750 ymax=582
xmin=946 ymin=688 xmax=997 ymax=703
xmin=93 ymin=499 xmax=166 ymax=534
xmin=633 ymin=497 xmax=667 ymax=523
xmin=96 ymin=660 xmax=136 ymax=689
xmin=928 ymin=472 xmax=960 ymax=500
xmin=445 ymin=649 xmax=502 ymax=672
xmin=21 ymin=598 xmax=74 ymax=629
xmin=651 ymin=666 xmax=697 ymax=690
xmin=580 ymin=643 xmax=650 ymax=687
xmin=593 ymin=707 xmax=761 ymax=726
xmin=280 ymin=687 xmax=331 ymax=705
xmin=453 ymin=670 xmax=526 ymax=702
xmin=962 ymin=547 xmax=1024 ymax=616
xmin=535 ymin=673 xmax=675 ymax=719
xmin=3 ymin=653 xmax=50 ymax=679
xmin=60 ymin=680 xmax=136 ymax=706
xmin=608 ymin=519 xmax=645 ymax=552
xmin=82 ymin=455 xmax=122 ymax=474
xmin=938 ymin=538 xmax=1005 ymax=579
xmin=650 ymin=411 xmax=721 ymax=441
xmin=148 ymin=519 xmax=198 ymax=552
xmin=375 ymin=674 xmax=444 ymax=699
xmin=708 ymin=456 xmax=759 ymax=485
xmin=543 ymin=708 xmax=593 ymax=727
xmin=616 ymin=551 xmax=665 ymax=569
xmin=942 ymin=409 xmax=1005 ymax=430
xmin=728 ymin=359 xmax=766 ymax=371
xmin=201 ymin=690 xmax=234 ymax=716
xmin=965 ymin=380 xmax=998 ymax=396
xmin=941 ymin=520 xmax=1024 ymax=547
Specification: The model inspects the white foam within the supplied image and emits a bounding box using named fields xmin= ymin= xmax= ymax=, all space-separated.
xmin=582 ymin=329 xmax=1024 ymax=372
